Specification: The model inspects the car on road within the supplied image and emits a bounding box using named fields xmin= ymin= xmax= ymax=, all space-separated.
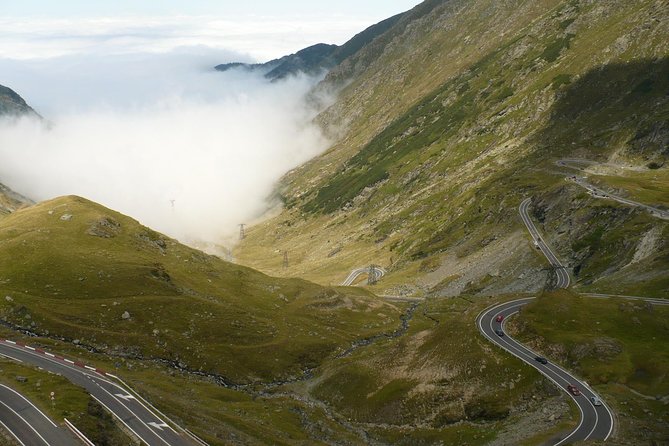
xmin=496 ymin=314 xmax=504 ymax=323
xmin=567 ymin=384 xmax=581 ymax=396
xmin=494 ymin=329 xmax=504 ymax=337
xmin=590 ymin=397 xmax=602 ymax=406
xmin=534 ymin=356 xmax=548 ymax=364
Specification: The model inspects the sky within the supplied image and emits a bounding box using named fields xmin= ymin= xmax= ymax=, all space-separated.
xmin=0 ymin=1 xmax=422 ymax=250
xmin=0 ymin=1 xmax=420 ymax=18
xmin=0 ymin=1 xmax=421 ymax=62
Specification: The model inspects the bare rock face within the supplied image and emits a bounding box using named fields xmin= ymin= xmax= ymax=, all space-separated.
xmin=87 ymin=217 xmax=121 ymax=238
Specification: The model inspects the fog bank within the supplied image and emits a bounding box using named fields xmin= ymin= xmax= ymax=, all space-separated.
xmin=0 ymin=53 xmax=331 ymax=249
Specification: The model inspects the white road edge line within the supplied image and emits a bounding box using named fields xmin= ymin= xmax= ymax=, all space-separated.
xmin=90 ymin=395 xmax=147 ymax=446
xmin=0 ymin=384 xmax=58 ymax=428
xmin=0 ymin=417 xmax=27 ymax=446
xmin=96 ymin=384 xmax=172 ymax=446
xmin=0 ymin=400 xmax=52 ymax=446
xmin=477 ymin=299 xmax=587 ymax=445
xmin=107 ymin=375 xmax=180 ymax=435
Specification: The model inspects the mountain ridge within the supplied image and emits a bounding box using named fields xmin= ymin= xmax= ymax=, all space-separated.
xmin=237 ymin=0 xmax=669 ymax=298
xmin=0 ymin=84 xmax=39 ymax=118
xmin=214 ymin=12 xmax=406 ymax=81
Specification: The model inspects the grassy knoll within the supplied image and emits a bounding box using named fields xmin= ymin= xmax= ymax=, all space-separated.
xmin=0 ymin=196 xmax=404 ymax=385
xmin=510 ymin=290 xmax=669 ymax=444
xmin=304 ymin=295 xmax=578 ymax=444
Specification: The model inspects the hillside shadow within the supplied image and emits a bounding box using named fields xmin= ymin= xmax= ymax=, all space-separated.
xmin=533 ymin=57 xmax=669 ymax=162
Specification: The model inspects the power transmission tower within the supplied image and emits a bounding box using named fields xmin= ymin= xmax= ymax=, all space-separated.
xmin=367 ymin=265 xmax=378 ymax=285
xmin=239 ymin=224 xmax=246 ymax=240
xmin=283 ymin=251 xmax=289 ymax=268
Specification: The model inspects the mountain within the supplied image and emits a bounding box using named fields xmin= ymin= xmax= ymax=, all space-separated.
xmin=232 ymin=2 xmax=669 ymax=443
xmin=237 ymin=0 xmax=669 ymax=298
xmin=0 ymin=84 xmax=37 ymax=216
xmin=0 ymin=84 xmax=39 ymax=118
xmin=0 ymin=195 xmax=402 ymax=384
xmin=2 ymin=1 xmax=668 ymax=444
xmin=215 ymin=12 xmax=405 ymax=81
xmin=0 ymin=182 xmax=32 ymax=216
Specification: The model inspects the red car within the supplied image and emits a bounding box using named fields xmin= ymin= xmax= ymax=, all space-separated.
xmin=567 ymin=384 xmax=581 ymax=396
xmin=496 ymin=314 xmax=504 ymax=323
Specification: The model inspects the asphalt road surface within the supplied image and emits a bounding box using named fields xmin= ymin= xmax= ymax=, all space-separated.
xmin=556 ymin=159 xmax=669 ymax=220
xmin=0 ymin=340 xmax=194 ymax=446
xmin=0 ymin=384 xmax=77 ymax=446
xmin=478 ymin=298 xmax=614 ymax=444
xmin=341 ymin=265 xmax=386 ymax=286
xmin=519 ymin=198 xmax=571 ymax=289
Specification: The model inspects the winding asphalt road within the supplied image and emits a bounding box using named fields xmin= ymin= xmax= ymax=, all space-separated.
xmin=556 ymin=159 xmax=669 ymax=220
xmin=0 ymin=339 xmax=195 ymax=446
xmin=478 ymin=298 xmax=615 ymax=444
xmin=0 ymin=383 xmax=76 ymax=446
xmin=475 ymin=198 xmax=619 ymax=444
xmin=519 ymin=198 xmax=571 ymax=289
xmin=341 ymin=265 xmax=386 ymax=286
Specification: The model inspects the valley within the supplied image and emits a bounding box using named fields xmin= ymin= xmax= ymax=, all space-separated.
xmin=0 ymin=0 xmax=667 ymax=444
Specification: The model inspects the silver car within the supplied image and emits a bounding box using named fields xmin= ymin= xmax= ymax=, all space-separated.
xmin=590 ymin=397 xmax=602 ymax=407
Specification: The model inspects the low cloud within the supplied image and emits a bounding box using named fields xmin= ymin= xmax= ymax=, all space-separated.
xmin=0 ymin=15 xmax=373 ymax=62
xmin=0 ymin=52 xmax=332 ymax=250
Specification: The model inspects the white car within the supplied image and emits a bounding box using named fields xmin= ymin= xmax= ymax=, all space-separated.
xmin=590 ymin=397 xmax=602 ymax=407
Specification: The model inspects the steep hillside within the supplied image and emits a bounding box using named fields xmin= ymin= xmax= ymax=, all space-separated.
xmin=510 ymin=291 xmax=669 ymax=444
xmin=0 ymin=196 xmax=404 ymax=384
xmin=236 ymin=0 xmax=669 ymax=298
xmin=0 ymin=197 xmax=571 ymax=444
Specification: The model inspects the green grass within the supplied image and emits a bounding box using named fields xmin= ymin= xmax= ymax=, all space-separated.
xmin=540 ymin=34 xmax=575 ymax=62
xmin=238 ymin=0 xmax=669 ymax=300
xmin=0 ymin=196 xmax=404 ymax=385
xmin=309 ymin=295 xmax=575 ymax=443
xmin=587 ymin=169 xmax=669 ymax=208
xmin=512 ymin=290 xmax=669 ymax=443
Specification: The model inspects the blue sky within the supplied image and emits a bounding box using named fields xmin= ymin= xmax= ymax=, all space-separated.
xmin=0 ymin=1 xmax=423 ymax=62
xmin=0 ymin=1 xmax=421 ymax=18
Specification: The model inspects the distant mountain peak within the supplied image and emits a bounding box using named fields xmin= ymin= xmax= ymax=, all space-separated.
xmin=214 ymin=12 xmax=405 ymax=81
xmin=0 ymin=84 xmax=40 ymax=118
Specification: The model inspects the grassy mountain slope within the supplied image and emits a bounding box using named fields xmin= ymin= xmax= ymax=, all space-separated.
xmin=0 ymin=197 xmax=574 ymax=444
xmin=236 ymin=0 xmax=669 ymax=298
xmin=0 ymin=196 xmax=403 ymax=384
xmin=510 ymin=291 xmax=669 ymax=444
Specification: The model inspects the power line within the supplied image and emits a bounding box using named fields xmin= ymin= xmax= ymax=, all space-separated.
xmin=367 ymin=265 xmax=378 ymax=285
